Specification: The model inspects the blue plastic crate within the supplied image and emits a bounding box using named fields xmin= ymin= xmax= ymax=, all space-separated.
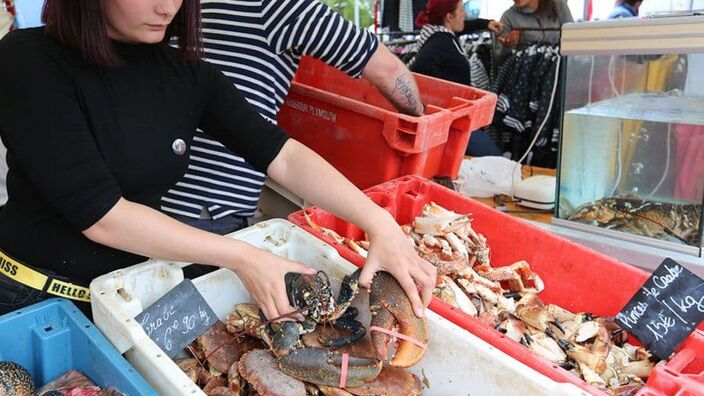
xmin=0 ymin=298 xmax=157 ymax=395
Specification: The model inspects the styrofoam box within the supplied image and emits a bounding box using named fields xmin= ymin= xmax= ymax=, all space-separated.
xmin=90 ymin=219 xmax=588 ymax=396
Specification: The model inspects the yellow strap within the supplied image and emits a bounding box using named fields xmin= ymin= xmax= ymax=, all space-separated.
xmin=0 ymin=250 xmax=48 ymax=290
xmin=46 ymin=278 xmax=91 ymax=302
xmin=0 ymin=249 xmax=90 ymax=302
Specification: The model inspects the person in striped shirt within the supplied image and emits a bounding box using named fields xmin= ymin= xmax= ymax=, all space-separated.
xmin=161 ymin=0 xmax=423 ymax=234
xmin=162 ymin=1 xmax=429 ymax=294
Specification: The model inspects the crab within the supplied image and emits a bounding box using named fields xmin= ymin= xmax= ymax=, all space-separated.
xmin=568 ymin=195 xmax=701 ymax=246
xmin=226 ymin=269 xmax=428 ymax=388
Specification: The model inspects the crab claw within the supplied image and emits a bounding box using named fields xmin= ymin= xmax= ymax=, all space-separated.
xmin=369 ymin=271 xmax=429 ymax=368
xmin=278 ymin=347 xmax=382 ymax=388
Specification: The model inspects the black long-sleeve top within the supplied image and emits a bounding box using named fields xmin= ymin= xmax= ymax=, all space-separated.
xmin=0 ymin=28 xmax=289 ymax=284
xmin=410 ymin=19 xmax=490 ymax=86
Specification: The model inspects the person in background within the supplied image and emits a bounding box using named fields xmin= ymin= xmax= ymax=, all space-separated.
xmin=162 ymin=0 xmax=425 ymax=279
xmin=0 ymin=0 xmax=435 ymax=320
xmin=408 ymin=0 xmax=503 ymax=157
xmin=608 ymin=0 xmax=642 ymax=19
xmin=497 ymin=0 xmax=573 ymax=48
xmin=162 ymin=0 xmax=423 ymax=236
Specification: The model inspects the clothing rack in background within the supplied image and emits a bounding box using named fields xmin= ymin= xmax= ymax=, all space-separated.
xmin=460 ymin=32 xmax=494 ymax=89
xmin=378 ymin=29 xmax=420 ymax=64
xmin=489 ymin=43 xmax=562 ymax=167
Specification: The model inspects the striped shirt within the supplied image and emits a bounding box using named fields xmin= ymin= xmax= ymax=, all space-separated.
xmin=160 ymin=0 xmax=379 ymax=219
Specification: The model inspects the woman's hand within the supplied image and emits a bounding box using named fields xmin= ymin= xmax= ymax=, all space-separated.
xmin=358 ymin=212 xmax=437 ymax=318
xmin=488 ymin=20 xmax=504 ymax=34
xmin=232 ymin=245 xmax=318 ymax=322
xmin=498 ymin=29 xmax=520 ymax=46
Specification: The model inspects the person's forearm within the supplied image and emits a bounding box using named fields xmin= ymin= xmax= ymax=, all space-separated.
xmin=267 ymin=140 xmax=397 ymax=235
xmin=82 ymin=198 xmax=257 ymax=271
xmin=463 ymin=18 xmax=491 ymax=34
xmin=362 ymin=45 xmax=424 ymax=116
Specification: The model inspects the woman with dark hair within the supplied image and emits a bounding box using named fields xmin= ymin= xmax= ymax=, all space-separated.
xmin=0 ymin=0 xmax=436 ymax=319
xmin=497 ymin=0 xmax=573 ymax=47
xmin=409 ymin=0 xmax=503 ymax=156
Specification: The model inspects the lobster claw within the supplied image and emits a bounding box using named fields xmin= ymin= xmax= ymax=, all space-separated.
xmin=369 ymin=271 xmax=429 ymax=368
xmin=278 ymin=347 xmax=382 ymax=388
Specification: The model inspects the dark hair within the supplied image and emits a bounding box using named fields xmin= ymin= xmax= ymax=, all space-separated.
xmin=41 ymin=0 xmax=202 ymax=67
xmin=620 ymin=0 xmax=642 ymax=6
xmin=537 ymin=0 xmax=560 ymax=20
xmin=415 ymin=0 xmax=461 ymax=27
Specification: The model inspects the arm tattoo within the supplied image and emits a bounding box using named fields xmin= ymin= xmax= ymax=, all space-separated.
xmin=393 ymin=73 xmax=422 ymax=116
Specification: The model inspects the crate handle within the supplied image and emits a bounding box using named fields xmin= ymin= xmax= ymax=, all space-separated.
xmin=423 ymin=103 xmax=446 ymax=115
xmin=382 ymin=106 xmax=452 ymax=153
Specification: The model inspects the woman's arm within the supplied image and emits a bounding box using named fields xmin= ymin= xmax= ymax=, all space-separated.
xmin=84 ymin=139 xmax=437 ymax=321
xmin=267 ymin=140 xmax=437 ymax=318
xmin=83 ymin=199 xmax=317 ymax=322
xmin=198 ymin=61 xmax=434 ymax=319
xmin=268 ymin=1 xmax=423 ymax=117
xmin=462 ymin=19 xmax=503 ymax=35
xmin=362 ymin=45 xmax=424 ymax=116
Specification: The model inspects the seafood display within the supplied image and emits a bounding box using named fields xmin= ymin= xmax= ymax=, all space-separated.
xmin=0 ymin=363 xmax=124 ymax=396
xmin=0 ymin=361 xmax=34 ymax=396
xmin=175 ymin=270 xmax=426 ymax=395
xmin=37 ymin=370 xmax=125 ymax=396
xmin=567 ymin=195 xmax=702 ymax=246
xmin=305 ymin=203 xmax=663 ymax=395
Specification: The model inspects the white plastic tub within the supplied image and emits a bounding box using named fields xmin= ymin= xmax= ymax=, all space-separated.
xmin=90 ymin=219 xmax=589 ymax=396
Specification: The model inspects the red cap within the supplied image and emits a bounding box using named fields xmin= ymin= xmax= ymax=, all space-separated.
xmin=415 ymin=0 xmax=461 ymax=26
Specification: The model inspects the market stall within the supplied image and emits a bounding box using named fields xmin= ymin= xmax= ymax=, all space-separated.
xmin=2 ymin=4 xmax=704 ymax=396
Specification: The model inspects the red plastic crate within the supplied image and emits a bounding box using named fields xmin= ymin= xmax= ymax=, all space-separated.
xmin=277 ymin=57 xmax=497 ymax=189
xmin=289 ymin=175 xmax=704 ymax=395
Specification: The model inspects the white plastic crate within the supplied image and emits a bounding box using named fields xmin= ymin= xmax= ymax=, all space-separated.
xmin=90 ymin=219 xmax=588 ymax=396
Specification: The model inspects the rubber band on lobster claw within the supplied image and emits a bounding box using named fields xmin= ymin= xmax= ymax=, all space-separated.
xmin=369 ymin=326 xmax=429 ymax=351
xmin=368 ymin=271 xmax=430 ymax=368
xmin=339 ymin=353 xmax=350 ymax=388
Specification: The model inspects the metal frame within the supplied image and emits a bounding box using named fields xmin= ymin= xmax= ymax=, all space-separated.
xmin=551 ymin=218 xmax=702 ymax=256
xmin=561 ymin=15 xmax=704 ymax=55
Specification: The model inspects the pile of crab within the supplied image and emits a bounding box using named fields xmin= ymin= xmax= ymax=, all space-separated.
xmin=173 ymin=269 xmax=427 ymax=396
xmin=306 ymin=202 xmax=661 ymax=396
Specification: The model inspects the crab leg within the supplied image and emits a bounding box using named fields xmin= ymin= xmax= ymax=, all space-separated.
xmin=278 ymin=347 xmax=382 ymax=388
xmin=335 ymin=270 xmax=362 ymax=319
xmin=323 ymin=308 xmax=366 ymax=349
xmin=345 ymin=239 xmax=368 ymax=258
xmin=558 ymin=339 xmax=608 ymax=374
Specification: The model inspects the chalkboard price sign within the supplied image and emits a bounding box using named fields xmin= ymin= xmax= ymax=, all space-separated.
xmin=616 ymin=258 xmax=704 ymax=360
xmin=135 ymin=279 xmax=218 ymax=357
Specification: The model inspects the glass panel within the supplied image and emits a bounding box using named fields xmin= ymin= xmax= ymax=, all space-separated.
xmin=558 ymin=53 xmax=704 ymax=249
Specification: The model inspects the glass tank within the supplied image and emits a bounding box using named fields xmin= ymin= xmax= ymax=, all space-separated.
xmin=556 ymin=16 xmax=704 ymax=255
